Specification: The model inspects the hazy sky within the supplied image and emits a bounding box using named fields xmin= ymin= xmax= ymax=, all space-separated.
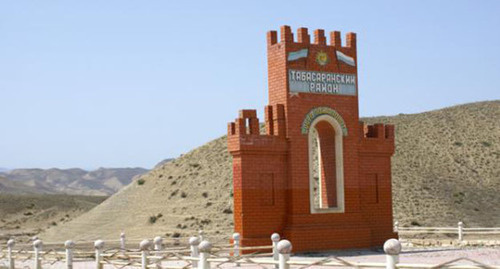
xmin=1 ymin=1 xmax=499 ymax=169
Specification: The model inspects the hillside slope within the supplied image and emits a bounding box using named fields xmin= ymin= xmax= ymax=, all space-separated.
xmin=364 ymin=100 xmax=499 ymax=227
xmin=41 ymin=101 xmax=500 ymax=241
xmin=0 ymin=194 xmax=107 ymax=242
xmin=0 ymin=167 xmax=148 ymax=196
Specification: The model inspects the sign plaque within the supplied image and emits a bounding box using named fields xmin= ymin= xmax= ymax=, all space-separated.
xmin=288 ymin=69 xmax=357 ymax=96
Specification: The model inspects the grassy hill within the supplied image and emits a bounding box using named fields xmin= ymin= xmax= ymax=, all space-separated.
xmin=41 ymin=101 xmax=500 ymax=242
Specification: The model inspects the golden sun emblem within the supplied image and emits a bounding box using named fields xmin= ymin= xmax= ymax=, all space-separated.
xmin=316 ymin=51 xmax=329 ymax=66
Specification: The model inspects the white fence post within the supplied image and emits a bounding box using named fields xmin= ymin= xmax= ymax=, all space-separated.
xmin=120 ymin=232 xmax=126 ymax=253
xmin=383 ymin=239 xmax=401 ymax=269
xmin=7 ymin=239 xmax=15 ymax=269
xmin=153 ymin=236 xmax=163 ymax=268
xmin=458 ymin=221 xmax=464 ymax=242
xmin=277 ymin=240 xmax=291 ymax=269
xmin=271 ymin=233 xmax=280 ymax=269
xmin=140 ymin=239 xmax=152 ymax=269
xmin=94 ymin=240 xmax=104 ymax=269
xmin=64 ymin=240 xmax=75 ymax=269
xmin=394 ymin=221 xmax=399 ymax=233
xmin=197 ymin=240 xmax=212 ymax=269
xmin=232 ymin=233 xmax=240 ymax=267
xmin=33 ymin=239 xmax=43 ymax=269
xmin=154 ymin=236 xmax=163 ymax=251
xmin=189 ymin=236 xmax=200 ymax=268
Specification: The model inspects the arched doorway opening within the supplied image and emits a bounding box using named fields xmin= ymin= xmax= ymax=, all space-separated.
xmin=308 ymin=114 xmax=345 ymax=213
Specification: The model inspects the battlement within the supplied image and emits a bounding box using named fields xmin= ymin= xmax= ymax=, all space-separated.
xmin=227 ymin=109 xmax=260 ymax=136
xmin=360 ymin=122 xmax=395 ymax=140
xmin=227 ymin=104 xmax=286 ymax=138
xmin=358 ymin=122 xmax=395 ymax=155
xmin=267 ymin=25 xmax=356 ymax=50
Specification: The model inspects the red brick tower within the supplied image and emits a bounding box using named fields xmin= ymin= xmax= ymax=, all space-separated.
xmin=228 ymin=26 xmax=396 ymax=252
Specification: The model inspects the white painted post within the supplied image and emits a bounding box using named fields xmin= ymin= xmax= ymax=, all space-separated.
xmin=271 ymin=233 xmax=280 ymax=269
xmin=94 ymin=240 xmax=104 ymax=269
xmin=232 ymin=233 xmax=241 ymax=267
xmin=139 ymin=239 xmax=152 ymax=269
xmin=458 ymin=221 xmax=464 ymax=242
xmin=189 ymin=236 xmax=200 ymax=268
xmin=120 ymin=232 xmax=126 ymax=252
xmin=153 ymin=236 xmax=163 ymax=267
xmin=33 ymin=239 xmax=43 ymax=269
xmin=277 ymin=240 xmax=292 ymax=269
xmin=197 ymin=240 xmax=212 ymax=269
xmin=7 ymin=239 xmax=15 ymax=269
xmin=153 ymin=236 xmax=163 ymax=251
xmin=394 ymin=221 xmax=399 ymax=233
xmin=64 ymin=240 xmax=75 ymax=269
xmin=198 ymin=230 xmax=204 ymax=241
xmin=383 ymin=239 xmax=401 ymax=269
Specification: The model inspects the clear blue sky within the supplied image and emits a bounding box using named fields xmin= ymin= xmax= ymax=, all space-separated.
xmin=1 ymin=1 xmax=499 ymax=169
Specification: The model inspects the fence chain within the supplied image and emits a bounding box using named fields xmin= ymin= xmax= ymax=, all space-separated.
xmin=154 ymin=250 xmax=193 ymax=268
xmin=427 ymin=257 xmax=496 ymax=269
xmin=211 ymin=251 xmax=269 ymax=269
xmin=296 ymin=256 xmax=360 ymax=269
xmin=101 ymin=248 xmax=140 ymax=269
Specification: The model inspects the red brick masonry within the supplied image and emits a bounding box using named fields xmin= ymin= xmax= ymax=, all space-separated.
xmin=228 ymin=26 xmax=396 ymax=252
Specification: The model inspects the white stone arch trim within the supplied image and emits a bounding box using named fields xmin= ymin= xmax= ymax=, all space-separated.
xmin=308 ymin=114 xmax=345 ymax=214
xmin=301 ymin=107 xmax=348 ymax=136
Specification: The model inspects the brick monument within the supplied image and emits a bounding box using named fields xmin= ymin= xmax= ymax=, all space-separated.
xmin=227 ymin=26 xmax=396 ymax=252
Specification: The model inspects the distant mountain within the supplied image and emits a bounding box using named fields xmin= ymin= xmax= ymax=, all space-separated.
xmin=0 ymin=168 xmax=10 ymax=173
xmin=0 ymin=175 xmax=40 ymax=194
xmin=0 ymin=167 xmax=149 ymax=196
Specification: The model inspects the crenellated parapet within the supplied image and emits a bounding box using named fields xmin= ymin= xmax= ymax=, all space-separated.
xmin=267 ymin=25 xmax=356 ymax=51
xmin=227 ymin=109 xmax=260 ymax=136
xmin=227 ymin=104 xmax=288 ymax=154
xmin=359 ymin=122 xmax=395 ymax=155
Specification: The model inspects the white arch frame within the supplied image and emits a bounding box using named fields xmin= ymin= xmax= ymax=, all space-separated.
xmin=308 ymin=114 xmax=345 ymax=214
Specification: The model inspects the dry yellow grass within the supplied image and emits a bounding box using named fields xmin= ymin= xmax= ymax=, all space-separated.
xmin=365 ymin=100 xmax=499 ymax=228
xmin=0 ymin=194 xmax=106 ymax=242
xmin=40 ymin=101 xmax=499 ymax=242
